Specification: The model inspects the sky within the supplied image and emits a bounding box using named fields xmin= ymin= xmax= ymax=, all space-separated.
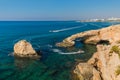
xmin=0 ymin=0 xmax=120 ymax=21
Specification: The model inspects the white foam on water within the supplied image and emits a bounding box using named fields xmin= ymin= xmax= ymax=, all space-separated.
xmin=46 ymin=44 xmax=53 ymax=48
xmin=49 ymin=24 xmax=87 ymax=33
xmin=8 ymin=52 xmax=14 ymax=56
xmin=52 ymin=49 xmax=84 ymax=55
xmin=34 ymin=44 xmax=41 ymax=50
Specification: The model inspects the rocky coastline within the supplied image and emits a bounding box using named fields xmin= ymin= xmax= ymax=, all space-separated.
xmin=56 ymin=24 xmax=120 ymax=47
xmin=12 ymin=24 xmax=120 ymax=80
xmin=57 ymin=24 xmax=120 ymax=80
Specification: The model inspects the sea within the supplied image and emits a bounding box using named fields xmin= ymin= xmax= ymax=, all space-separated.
xmin=0 ymin=21 xmax=120 ymax=80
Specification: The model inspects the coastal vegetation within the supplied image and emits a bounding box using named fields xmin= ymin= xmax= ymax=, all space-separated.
xmin=110 ymin=45 xmax=120 ymax=58
xmin=115 ymin=65 xmax=120 ymax=76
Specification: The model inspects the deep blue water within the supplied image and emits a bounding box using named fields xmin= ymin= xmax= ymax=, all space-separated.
xmin=0 ymin=21 xmax=120 ymax=80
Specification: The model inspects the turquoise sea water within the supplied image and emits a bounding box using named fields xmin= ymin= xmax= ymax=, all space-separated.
xmin=0 ymin=21 xmax=120 ymax=80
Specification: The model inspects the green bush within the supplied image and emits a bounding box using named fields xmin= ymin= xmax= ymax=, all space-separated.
xmin=115 ymin=65 xmax=120 ymax=76
xmin=110 ymin=45 xmax=119 ymax=53
xmin=110 ymin=45 xmax=120 ymax=57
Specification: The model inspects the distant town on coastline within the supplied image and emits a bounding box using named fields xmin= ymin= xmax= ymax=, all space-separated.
xmin=79 ymin=17 xmax=120 ymax=22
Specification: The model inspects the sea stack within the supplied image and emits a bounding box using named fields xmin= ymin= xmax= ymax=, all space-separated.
xmin=14 ymin=40 xmax=40 ymax=58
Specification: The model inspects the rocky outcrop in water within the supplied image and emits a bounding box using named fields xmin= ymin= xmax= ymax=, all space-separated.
xmin=14 ymin=40 xmax=40 ymax=58
xmin=56 ymin=25 xmax=120 ymax=47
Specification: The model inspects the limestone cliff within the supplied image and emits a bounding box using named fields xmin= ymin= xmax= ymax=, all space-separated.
xmin=56 ymin=24 xmax=120 ymax=80
xmin=56 ymin=24 xmax=120 ymax=47
xmin=74 ymin=43 xmax=120 ymax=80
xmin=14 ymin=40 xmax=40 ymax=58
xmin=71 ymin=24 xmax=120 ymax=80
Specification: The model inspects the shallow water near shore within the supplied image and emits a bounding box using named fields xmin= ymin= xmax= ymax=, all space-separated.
xmin=0 ymin=21 xmax=120 ymax=80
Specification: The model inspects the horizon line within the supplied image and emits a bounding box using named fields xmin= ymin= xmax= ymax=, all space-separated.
xmin=0 ymin=20 xmax=80 ymax=21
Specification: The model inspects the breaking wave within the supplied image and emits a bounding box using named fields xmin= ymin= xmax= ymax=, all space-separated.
xmin=52 ymin=49 xmax=84 ymax=55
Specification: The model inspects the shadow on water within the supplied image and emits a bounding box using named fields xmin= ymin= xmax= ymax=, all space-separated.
xmin=14 ymin=57 xmax=39 ymax=70
xmin=12 ymin=57 xmax=49 ymax=80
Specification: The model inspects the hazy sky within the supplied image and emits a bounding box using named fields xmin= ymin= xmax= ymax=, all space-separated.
xmin=0 ymin=0 xmax=120 ymax=20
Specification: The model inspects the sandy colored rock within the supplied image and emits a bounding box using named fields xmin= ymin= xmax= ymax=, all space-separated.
xmin=74 ymin=43 xmax=120 ymax=80
xmin=56 ymin=24 xmax=120 ymax=47
xmin=74 ymin=63 xmax=101 ymax=80
xmin=88 ymin=44 xmax=120 ymax=80
xmin=65 ymin=24 xmax=120 ymax=80
xmin=14 ymin=40 xmax=40 ymax=58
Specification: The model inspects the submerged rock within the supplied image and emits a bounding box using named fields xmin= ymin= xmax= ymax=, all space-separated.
xmin=14 ymin=40 xmax=40 ymax=58
xmin=56 ymin=24 xmax=120 ymax=47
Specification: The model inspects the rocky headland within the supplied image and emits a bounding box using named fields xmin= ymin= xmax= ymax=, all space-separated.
xmin=56 ymin=24 xmax=120 ymax=47
xmin=57 ymin=24 xmax=120 ymax=80
xmin=14 ymin=40 xmax=40 ymax=59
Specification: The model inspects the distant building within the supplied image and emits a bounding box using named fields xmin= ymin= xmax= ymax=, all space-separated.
xmin=107 ymin=17 xmax=120 ymax=21
xmin=79 ymin=17 xmax=120 ymax=22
